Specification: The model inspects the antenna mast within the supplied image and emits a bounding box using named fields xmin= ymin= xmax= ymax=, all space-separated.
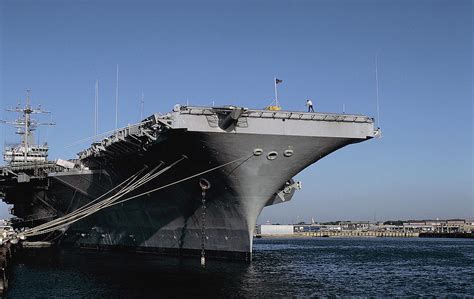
xmin=115 ymin=64 xmax=119 ymax=131
xmin=375 ymin=55 xmax=381 ymax=128
xmin=24 ymin=90 xmax=31 ymax=161
xmin=140 ymin=92 xmax=144 ymax=121
xmin=95 ymin=79 xmax=99 ymax=137
xmin=1 ymin=90 xmax=55 ymax=163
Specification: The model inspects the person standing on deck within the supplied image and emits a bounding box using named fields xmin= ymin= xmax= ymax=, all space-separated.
xmin=306 ymin=99 xmax=314 ymax=112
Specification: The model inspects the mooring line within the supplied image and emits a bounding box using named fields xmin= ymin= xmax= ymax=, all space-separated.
xmin=109 ymin=155 xmax=250 ymax=207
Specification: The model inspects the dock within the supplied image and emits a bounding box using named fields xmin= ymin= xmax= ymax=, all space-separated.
xmin=0 ymin=236 xmax=54 ymax=296
xmin=21 ymin=241 xmax=53 ymax=248
xmin=0 ymin=240 xmax=15 ymax=296
xmin=258 ymin=231 xmax=420 ymax=238
xmin=419 ymin=232 xmax=473 ymax=239
xmin=297 ymin=231 xmax=419 ymax=237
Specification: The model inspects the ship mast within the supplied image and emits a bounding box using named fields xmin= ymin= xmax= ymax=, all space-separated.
xmin=24 ymin=90 xmax=31 ymax=161
xmin=1 ymin=90 xmax=55 ymax=164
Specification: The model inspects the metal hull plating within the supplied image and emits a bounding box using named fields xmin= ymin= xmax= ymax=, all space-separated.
xmin=2 ymin=106 xmax=377 ymax=260
xmin=54 ymin=131 xmax=361 ymax=260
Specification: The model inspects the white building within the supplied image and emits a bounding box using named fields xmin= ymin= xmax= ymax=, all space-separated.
xmin=259 ymin=224 xmax=294 ymax=235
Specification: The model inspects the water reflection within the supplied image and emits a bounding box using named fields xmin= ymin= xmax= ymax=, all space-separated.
xmin=9 ymin=248 xmax=254 ymax=298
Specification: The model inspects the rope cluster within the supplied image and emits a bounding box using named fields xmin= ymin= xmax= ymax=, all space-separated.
xmin=22 ymin=156 xmax=188 ymax=238
xmin=8 ymin=155 xmax=248 ymax=243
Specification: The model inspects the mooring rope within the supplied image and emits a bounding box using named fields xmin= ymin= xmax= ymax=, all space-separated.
xmin=22 ymin=156 xmax=188 ymax=237
xmin=108 ymin=155 xmax=249 ymax=207
xmin=10 ymin=154 xmax=250 ymax=242
xmin=22 ymin=165 xmax=151 ymax=235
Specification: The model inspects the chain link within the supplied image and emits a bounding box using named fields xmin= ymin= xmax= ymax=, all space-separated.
xmin=199 ymin=178 xmax=210 ymax=267
xmin=200 ymin=190 xmax=206 ymax=265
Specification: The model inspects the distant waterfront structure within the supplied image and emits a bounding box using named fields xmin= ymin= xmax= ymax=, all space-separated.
xmin=258 ymin=225 xmax=294 ymax=236
xmin=256 ymin=219 xmax=474 ymax=237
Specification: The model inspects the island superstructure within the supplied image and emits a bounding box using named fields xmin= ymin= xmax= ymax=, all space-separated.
xmin=0 ymin=95 xmax=378 ymax=260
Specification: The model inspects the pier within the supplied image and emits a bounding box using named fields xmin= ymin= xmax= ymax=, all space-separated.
xmin=299 ymin=231 xmax=419 ymax=238
xmin=0 ymin=238 xmax=16 ymax=296
xmin=258 ymin=231 xmax=419 ymax=238
xmin=257 ymin=219 xmax=474 ymax=239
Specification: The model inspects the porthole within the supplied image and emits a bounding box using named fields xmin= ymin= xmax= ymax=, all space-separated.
xmin=253 ymin=148 xmax=263 ymax=156
xmin=267 ymin=151 xmax=278 ymax=160
xmin=284 ymin=149 xmax=294 ymax=157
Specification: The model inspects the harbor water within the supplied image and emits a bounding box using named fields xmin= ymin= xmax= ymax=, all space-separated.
xmin=6 ymin=238 xmax=474 ymax=298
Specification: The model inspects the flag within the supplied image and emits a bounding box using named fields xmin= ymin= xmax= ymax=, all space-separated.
xmin=275 ymin=78 xmax=282 ymax=84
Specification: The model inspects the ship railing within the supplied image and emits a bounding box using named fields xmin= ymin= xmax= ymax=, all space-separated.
xmin=0 ymin=161 xmax=65 ymax=175
xmin=180 ymin=106 xmax=374 ymax=124
xmin=77 ymin=115 xmax=169 ymax=160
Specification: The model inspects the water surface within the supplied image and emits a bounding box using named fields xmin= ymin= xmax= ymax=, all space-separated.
xmin=7 ymin=238 xmax=474 ymax=298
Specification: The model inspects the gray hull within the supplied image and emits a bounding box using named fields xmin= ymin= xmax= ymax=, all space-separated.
xmin=2 ymin=106 xmax=377 ymax=260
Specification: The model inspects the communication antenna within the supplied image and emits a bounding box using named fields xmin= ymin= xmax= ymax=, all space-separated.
xmin=94 ymin=79 xmax=99 ymax=137
xmin=375 ymin=54 xmax=381 ymax=129
xmin=115 ymin=64 xmax=119 ymax=130
xmin=140 ymin=92 xmax=144 ymax=121
xmin=45 ymin=113 xmax=53 ymax=143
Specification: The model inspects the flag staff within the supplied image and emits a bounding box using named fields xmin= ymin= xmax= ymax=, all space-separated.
xmin=274 ymin=77 xmax=279 ymax=107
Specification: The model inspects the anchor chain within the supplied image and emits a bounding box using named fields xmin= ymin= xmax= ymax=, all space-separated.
xmin=199 ymin=178 xmax=211 ymax=267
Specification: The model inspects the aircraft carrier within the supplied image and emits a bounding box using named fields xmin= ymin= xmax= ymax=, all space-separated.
xmin=0 ymin=93 xmax=378 ymax=261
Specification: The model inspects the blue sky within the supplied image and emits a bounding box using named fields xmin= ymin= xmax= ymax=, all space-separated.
xmin=0 ymin=0 xmax=472 ymax=222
